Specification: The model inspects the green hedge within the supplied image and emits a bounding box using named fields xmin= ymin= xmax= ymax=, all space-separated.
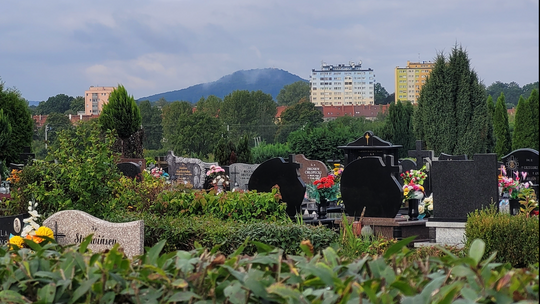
xmin=106 ymin=212 xmax=339 ymax=255
xmin=1 ymin=237 xmax=537 ymax=303
xmin=465 ymin=204 xmax=539 ymax=267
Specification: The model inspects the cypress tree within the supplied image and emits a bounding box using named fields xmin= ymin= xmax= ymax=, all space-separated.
xmin=382 ymin=101 xmax=415 ymax=158
xmin=99 ymin=85 xmax=141 ymax=140
xmin=485 ymin=95 xmax=495 ymax=153
xmin=236 ymin=135 xmax=253 ymax=164
xmin=493 ymin=93 xmax=512 ymax=159
xmin=414 ymin=45 xmax=489 ymax=157
xmin=512 ymin=96 xmax=534 ymax=150
xmin=0 ymin=109 xmax=12 ymax=153
xmin=528 ymin=89 xmax=539 ymax=150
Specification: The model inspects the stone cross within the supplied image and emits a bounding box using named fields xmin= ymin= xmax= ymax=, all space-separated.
xmin=408 ymin=140 xmax=434 ymax=169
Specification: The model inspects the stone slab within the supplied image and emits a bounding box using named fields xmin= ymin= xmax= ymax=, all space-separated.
xmin=426 ymin=221 xmax=466 ymax=246
xmin=0 ymin=214 xmax=26 ymax=246
xmin=229 ymin=163 xmax=259 ymax=190
xmin=293 ymin=154 xmax=328 ymax=184
xmin=43 ymin=210 xmax=144 ymax=258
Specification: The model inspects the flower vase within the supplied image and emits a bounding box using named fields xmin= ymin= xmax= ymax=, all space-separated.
xmin=318 ymin=197 xmax=328 ymax=219
xmin=408 ymin=199 xmax=420 ymax=220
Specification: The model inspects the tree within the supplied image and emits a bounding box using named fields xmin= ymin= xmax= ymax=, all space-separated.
xmin=69 ymin=96 xmax=85 ymax=114
xmin=139 ymin=100 xmax=163 ymax=150
xmin=196 ymin=95 xmax=222 ymax=117
xmin=381 ymin=101 xmax=415 ymax=158
xmin=413 ymin=45 xmax=490 ymax=157
xmin=0 ymin=80 xmax=33 ymax=164
xmin=528 ymin=89 xmax=539 ymax=150
xmin=276 ymin=81 xmax=310 ymax=106
xmin=493 ymin=93 xmax=512 ymax=159
xmin=35 ymin=94 xmax=74 ymax=114
xmin=41 ymin=113 xmax=73 ymax=150
xmin=274 ymin=99 xmax=324 ymax=143
xmin=214 ymin=137 xmax=236 ymax=166
xmin=99 ymin=85 xmax=142 ymax=140
xmin=512 ymin=95 xmax=535 ymax=150
xmin=162 ymin=101 xmax=194 ymax=153
xmin=220 ymin=90 xmax=277 ymax=143
xmin=374 ymin=83 xmax=390 ymax=105
xmin=236 ymin=135 xmax=253 ymax=163
xmin=485 ymin=95 xmax=496 ymax=153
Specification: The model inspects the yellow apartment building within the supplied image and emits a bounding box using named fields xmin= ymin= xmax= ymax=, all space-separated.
xmin=395 ymin=61 xmax=434 ymax=104
xmin=84 ymin=86 xmax=115 ymax=115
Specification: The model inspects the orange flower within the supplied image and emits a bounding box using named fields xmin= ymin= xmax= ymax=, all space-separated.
xmin=34 ymin=226 xmax=54 ymax=243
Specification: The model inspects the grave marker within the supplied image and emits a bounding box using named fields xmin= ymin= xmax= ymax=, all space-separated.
xmin=408 ymin=140 xmax=434 ymax=169
xmin=229 ymin=163 xmax=259 ymax=190
xmin=0 ymin=214 xmax=26 ymax=246
xmin=43 ymin=210 xmax=144 ymax=258
xmin=501 ymin=148 xmax=539 ymax=186
xmin=117 ymin=162 xmax=142 ymax=181
xmin=338 ymin=131 xmax=402 ymax=166
xmin=165 ymin=151 xmax=217 ymax=189
xmin=293 ymin=154 xmax=328 ymax=184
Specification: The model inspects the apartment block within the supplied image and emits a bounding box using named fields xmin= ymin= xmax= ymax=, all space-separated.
xmin=394 ymin=61 xmax=434 ymax=104
xmin=310 ymin=61 xmax=375 ymax=107
xmin=84 ymin=86 xmax=115 ymax=115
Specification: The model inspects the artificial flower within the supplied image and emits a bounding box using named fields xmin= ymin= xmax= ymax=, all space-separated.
xmin=9 ymin=235 xmax=24 ymax=250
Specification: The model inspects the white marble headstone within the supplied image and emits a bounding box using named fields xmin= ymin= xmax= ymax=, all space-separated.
xmin=43 ymin=210 xmax=144 ymax=258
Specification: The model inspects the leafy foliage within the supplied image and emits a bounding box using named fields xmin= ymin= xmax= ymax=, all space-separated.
xmin=99 ymin=85 xmax=142 ymax=140
xmin=236 ymin=134 xmax=253 ymax=163
xmin=380 ymin=101 xmax=415 ymax=158
xmin=529 ymin=89 xmax=539 ymax=150
xmin=251 ymin=142 xmax=291 ymax=164
xmin=276 ymin=80 xmax=310 ymax=106
xmin=414 ymin=45 xmax=490 ymax=157
xmin=275 ymin=99 xmax=324 ymax=143
xmin=0 ymin=80 xmax=33 ymax=165
xmin=512 ymin=95 xmax=535 ymax=150
xmin=465 ymin=204 xmax=539 ymax=267
xmin=493 ymin=93 xmax=512 ymax=159
xmin=486 ymin=81 xmax=539 ymax=107
xmin=34 ymin=93 xmax=74 ymax=114
xmin=0 ymin=109 xmax=12 ymax=153
xmin=139 ymin=100 xmax=163 ymax=150
xmin=1 ymin=236 xmax=537 ymax=303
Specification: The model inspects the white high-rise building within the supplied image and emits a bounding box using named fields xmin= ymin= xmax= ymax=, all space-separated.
xmin=310 ymin=61 xmax=375 ymax=107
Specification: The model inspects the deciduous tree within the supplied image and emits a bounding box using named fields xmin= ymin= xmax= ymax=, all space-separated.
xmin=276 ymin=81 xmax=310 ymax=106
xmin=139 ymin=100 xmax=163 ymax=150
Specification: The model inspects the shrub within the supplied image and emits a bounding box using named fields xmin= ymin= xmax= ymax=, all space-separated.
xmin=465 ymin=204 xmax=539 ymax=267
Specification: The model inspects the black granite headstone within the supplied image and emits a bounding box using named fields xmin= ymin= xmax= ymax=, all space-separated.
xmin=338 ymin=131 xmax=402 ymax=166
xmin=501 ymin=149 xmax=539 ymax=187
xmin=431 ymin=154 xmax=498 ymax=221
xmin=439 ymin=153 xmax=468 ymax=161
xmin=341 ymin=155 xmax=403 ymax=218
xmin=248 ymin=156 xmax=306 ymax=217
xmin=0 ymin=214 xmax=26 ymax=245
xmin=117 ymin=162 xmax=142 ymax=181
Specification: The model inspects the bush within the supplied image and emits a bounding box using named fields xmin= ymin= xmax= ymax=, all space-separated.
xmin=251 ymin=142 xmax=291 ymax=164
xmin=1 ymin=237 xmax=537 ymax=303
xmin=465 ymin=204 xmax=539 ymax=267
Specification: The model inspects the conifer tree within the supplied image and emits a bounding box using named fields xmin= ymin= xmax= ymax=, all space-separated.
xmin=528 ymin=89 xmax=539 ymax=150
xmin=493 ymin=93 xmax=512 ymax=159
xmin=99 ymin=85 xmax=141 ymax=140
xmin=512 ymin=96 xmax=534 ymax=150
xmin=382 ymin=101 xmax=415 ymax=158
xmin=413 ymin=45 xmax=489 ymax=157
xmin=485 ymin=95 xmax=495 ymax=153
xmin=236 ymin=135 xmax=253 ymax=164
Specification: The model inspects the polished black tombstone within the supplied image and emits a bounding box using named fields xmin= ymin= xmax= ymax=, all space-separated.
xmin=338 ymin=131 xmax=402 ymax=166
xmin=439 ymin=153 xmax=468 ymax=161
xmin=408 ymin=140 xmax=434 ymax=169
xmin=117 ymin=162 xmax=142 ymax=181
xmin=501 ymin=148 xmax=539 ymax=187
xmin=0 ymin=214 xmax=27 ymax=245
xmin=248 ymin=156 xmax=306 ymax=217
xmin=341 ymin=155 xmax=402 ymax=218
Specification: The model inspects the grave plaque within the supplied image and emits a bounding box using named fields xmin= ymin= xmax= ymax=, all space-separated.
xmin=43 ymin=210 xmax=144 ymax=258
xmin=439 ymin=153 xmax=468 ymax=161
xmin=248 ymin=156 xmax=306 ymax=217
xmin=229 ymin=163 xmax=259 ymax=190
xmin=293 ymin=154 xmax=328 ymax=184
xmin=341 ymin=155 xmax=402 ymax=218
xmin=166 ymin=151 xmax=217 ymax=189
xmin=0 ymin=214 xmax=26 ymax=245
xmin=501 ymin=149 xmax=539 ymax=186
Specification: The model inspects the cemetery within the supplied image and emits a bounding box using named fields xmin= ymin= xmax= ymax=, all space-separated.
xmin=0 ymin=120 xmax=538 ymax=302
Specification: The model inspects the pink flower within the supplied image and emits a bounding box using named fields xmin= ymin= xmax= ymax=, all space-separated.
xmin=521 ymin=172 xmax=528 ymax=180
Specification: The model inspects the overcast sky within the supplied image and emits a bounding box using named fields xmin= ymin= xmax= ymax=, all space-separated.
xmin=1 ymin=0 xmax=538 ymax=102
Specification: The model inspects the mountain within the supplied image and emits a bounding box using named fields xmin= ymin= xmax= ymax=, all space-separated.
xmin=138 ymin=68 xmax=308 ymax=103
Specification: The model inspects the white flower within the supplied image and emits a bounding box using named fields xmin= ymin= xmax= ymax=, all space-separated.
xmin=428 ymin=203 xmax=433 ymax=211
xmin=418 ymin=204 xmax=425 ymax=214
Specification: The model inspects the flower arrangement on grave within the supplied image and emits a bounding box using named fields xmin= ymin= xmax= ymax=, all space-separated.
xmin=418 ymin=194 xmax=433 ymax=219
xmin=146 ymin=166 xmax=169 ymax=179
xmin=331 ymin=163 xmax=344 ymax=183
xmin=307 ymin=174 xmax=340 ymax=204
xmin=206 ymin=165 xmax=230 ymax=191
xmin=498 ymin=165 xmax=532 ymax=200
xmin=9 ymin=201 xmax=55 ymax=249
xmin=401 ymin=166 xmax=427 ymax=202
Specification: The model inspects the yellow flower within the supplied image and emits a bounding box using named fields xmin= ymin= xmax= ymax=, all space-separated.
xmin=34 ymin=226 xmax=55 ymax=243
xmin=419 ymin=186 xmax=424 ymax=192
xmin=9 ymin=235 xmax=24 ymax=249
xmin=403 ymin=188 xmax=409 ymax=194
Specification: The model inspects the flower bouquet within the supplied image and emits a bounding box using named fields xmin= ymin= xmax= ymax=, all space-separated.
xmin=401 ymin=167 xmax=427 ymax=203
xmin=206 ymin=165 xmax=230 ymax=192
xmin=498 ymin=165 xmax=532 ymax=199
xmin=9 ymin=201 xmax=55 ymax=249
xmin=306 ymin=175 xmax=340 ymax=204
xmin=418 ymin=194 xmax=433 ymax=219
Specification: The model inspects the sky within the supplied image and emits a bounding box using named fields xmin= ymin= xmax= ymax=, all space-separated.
xmin=1 ymin=0 xmax=538 ymax=102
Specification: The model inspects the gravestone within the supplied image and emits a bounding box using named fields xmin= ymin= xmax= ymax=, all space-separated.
xmin=166 ymin=151 xmax=217 ymax=189
xmin=229 ymin=163 xmax=259 ymax=190
xmin=501 ymin=149 xmax=539 ymax=187
xmin=338 ymin=131 xmax=402 ymax=166
xmin=341 ymin=155 xmax=402 ymax=218
xmin=43 ymin=210 xmax=144 ymax=258
xmin=430 ymin=153 xmax=498 ymax=221
xmin=117 ymin=162 xmax=142 ymax=181
xmin=0 ymin=214 xmax=26 ymax=245
xmin=439 ymin=153 xmax=468 ymax=161
xmin=408 ymin=140 xmax=434 ymax=169
xmin=293 ymin=154 xmax=329 ymax=184
xmin=248 ymin=156 xmax=306 ymax=217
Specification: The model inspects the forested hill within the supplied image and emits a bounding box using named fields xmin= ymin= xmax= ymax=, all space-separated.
xmin=138 ymin=68 xmax=308 ymax=103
